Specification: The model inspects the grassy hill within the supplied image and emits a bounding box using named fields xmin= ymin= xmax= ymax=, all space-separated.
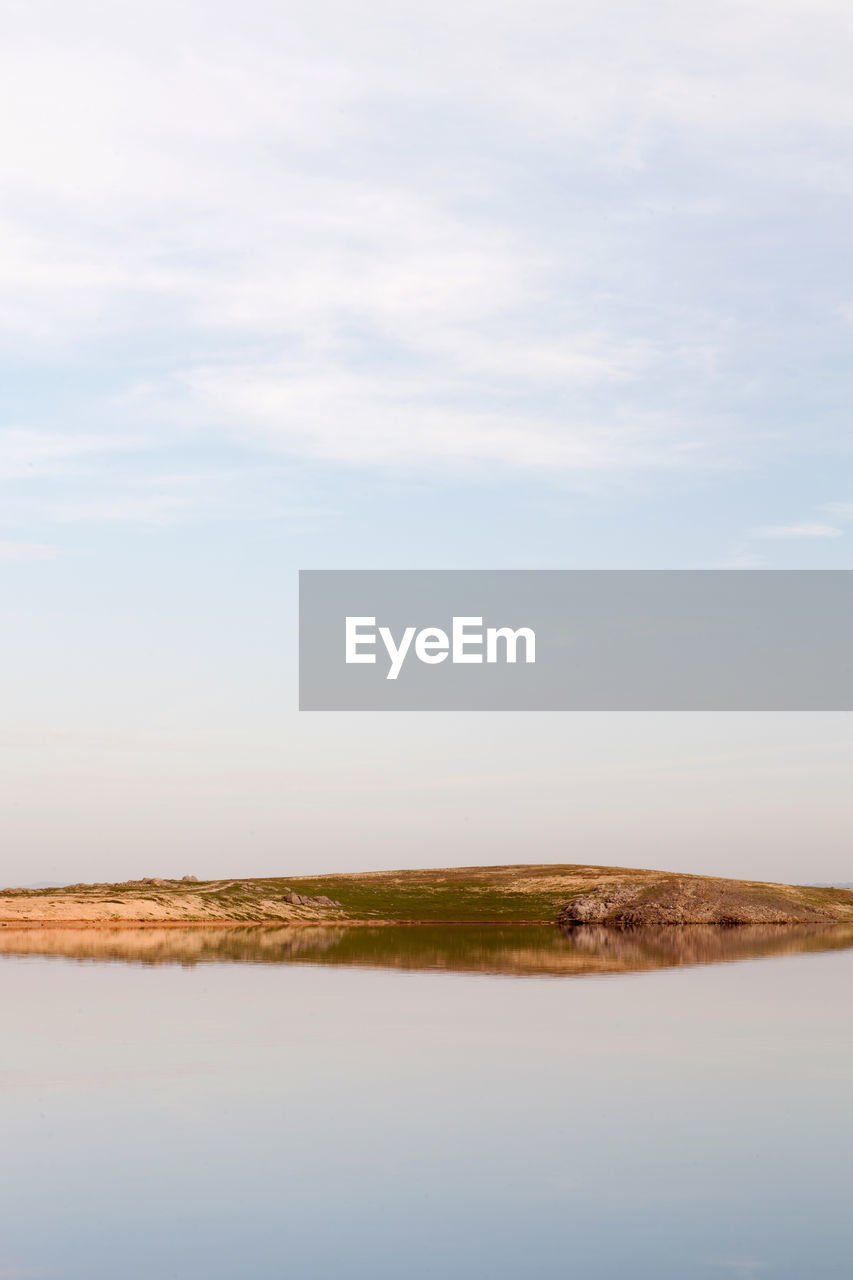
xmin=1 ymin=863 xmax=852 ymax=926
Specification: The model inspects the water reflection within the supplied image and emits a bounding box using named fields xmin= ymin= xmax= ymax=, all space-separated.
xmin=2 ymin=920 xmax=853 ymax=974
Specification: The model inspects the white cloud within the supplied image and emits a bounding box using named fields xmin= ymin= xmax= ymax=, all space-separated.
xmin=709 ymin=546 xmax=766 ymax=568
xmin=0 ymin=1264 xmax=55 ymax=1279
xmin=0 ymin=0 xmax=850 ymax=482
xmin=45 ymin=494 xmax=201 ymax=526
xmin=709 ymin=1261 xmax=769 ymax=1280
xmin=178 ymin=363 xmax=721 ymax=471
xmin=0 ymin=429 xmax=145 ymax=480
xmin=0 ymin=543 xmax=61 ymax=561
xmin=821 ymin=501 xmax=853 ymax=521
xmin=41 ymin=469 xmax=332 ymax=525
xmin=749 ymin=522 xmax=844 ymax=539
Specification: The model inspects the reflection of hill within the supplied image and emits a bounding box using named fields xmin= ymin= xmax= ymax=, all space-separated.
xmin=0 ymin=926 xmax=347 ymax=966
xmin=1 ymin=922 xmax=853 ymax=976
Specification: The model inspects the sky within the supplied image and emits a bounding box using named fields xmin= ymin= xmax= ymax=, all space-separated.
xmin=1 ymin=0 xmax=852 ymax=885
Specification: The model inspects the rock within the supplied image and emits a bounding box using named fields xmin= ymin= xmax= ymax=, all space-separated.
xmin=284 ymin=892 xmax=340 ymax=909
xmin=181 ymin=875 xmax=198 ymax=882
xmin=558 ymin=877 xmax=836 ymax=928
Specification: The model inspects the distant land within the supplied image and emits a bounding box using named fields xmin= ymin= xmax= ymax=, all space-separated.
xmin=1 ymin=864 xmax=852 ymax=928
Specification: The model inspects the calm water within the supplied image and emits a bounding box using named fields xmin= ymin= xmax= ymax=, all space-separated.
xmin=1 ymin=926 xmax=851 ymax=1279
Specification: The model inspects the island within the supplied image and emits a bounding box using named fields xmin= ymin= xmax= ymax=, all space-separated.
xmin=1 ymin=864 xmax=851 ymax=928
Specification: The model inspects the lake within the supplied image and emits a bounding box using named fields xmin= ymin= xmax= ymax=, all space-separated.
xmin=1 ymin=925 xmax=851 ymax=1279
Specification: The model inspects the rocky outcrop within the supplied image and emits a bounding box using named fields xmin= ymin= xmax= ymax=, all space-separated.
xmin=558 ymin=876 xmax=838 ymax=927
xmin=283 ymin=892 xmax=341 ymax=908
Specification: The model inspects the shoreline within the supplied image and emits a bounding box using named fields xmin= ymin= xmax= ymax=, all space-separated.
xmin=0 ymin=917 xmax=559 ymax=931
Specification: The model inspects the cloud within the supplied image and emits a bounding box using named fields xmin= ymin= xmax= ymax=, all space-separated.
xmin=0 ymin=543 xmax=61 ymax=561
xmin=749 ymin=522 xmax=844 ymax=539
xmin=0 ymin=429 xmax=145 ymax=481
xmin=708 ymin=546 xmax=766 ymax=568
xmin=40 ymin=468 xmax=332 ymax=526
xmin=0 ymin=1264 xmax=55 ymax=1278
xmin=708 ymin=1261 xmax=769 ymax=1280
xmin=821 ymin=501 xmax=853 ymax=521
xmin=45 ymin=494 xmax=201 ymax=525
xmin=177 ymin=362 xmax=722 ymax=471
xmin=0 ymin=0 xmax=848 ymax=489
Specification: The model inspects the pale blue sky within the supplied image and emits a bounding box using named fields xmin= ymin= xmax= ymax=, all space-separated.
xmin=1 ymin=0 xmax=852 ymax=885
